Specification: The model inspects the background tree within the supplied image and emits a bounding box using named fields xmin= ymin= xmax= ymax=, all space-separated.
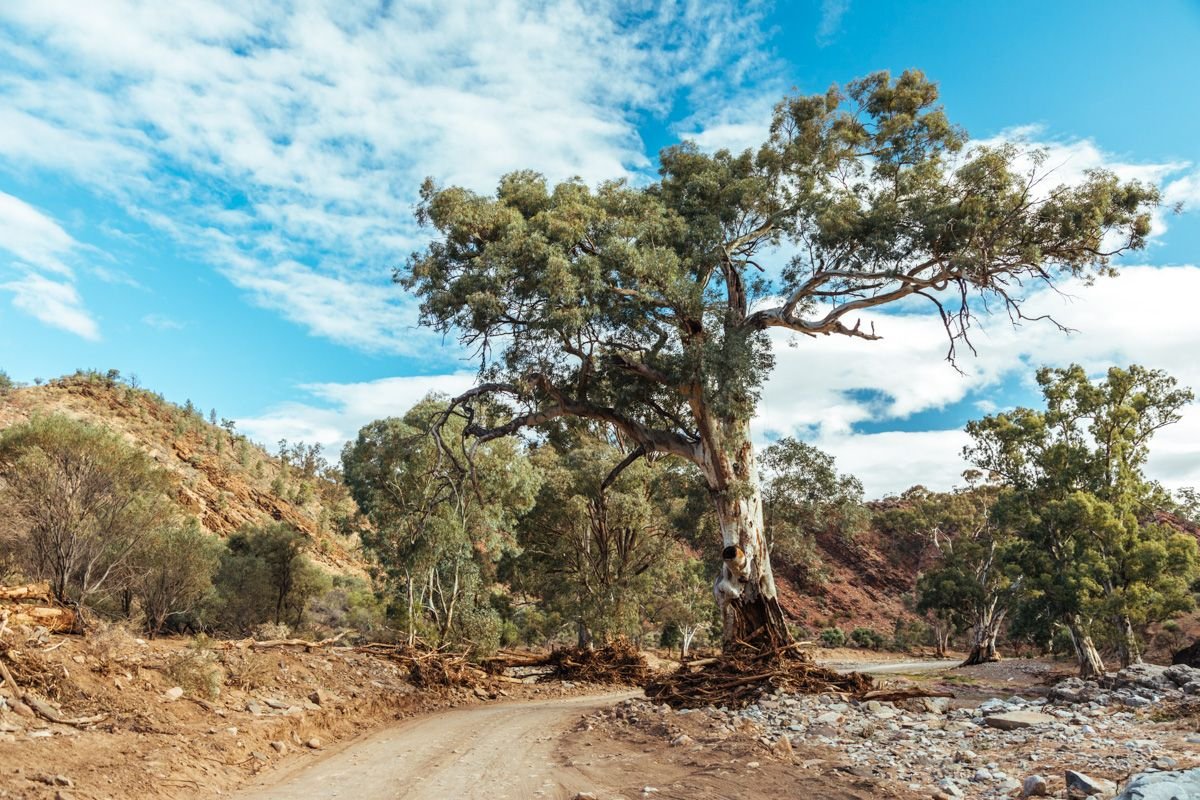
xmin=966 ymin=364 xmax=1198 ymax=676
xmin=402 ymin=69 xmax=1157 ymax=648
xmin=213 ymin=522 xmax=326 ymax=633
xmin=0 ymin=414 xmax=173 ymax=609
xmin=513 ymin=433 xmax=668 ymax=647
xmin=134 ymin=518 xmax=223 ymax=637
xmin=342 ymin=397 xmax=539 ymax=650
xmin=902 ymin=486 xmax=1021 ymax=664
xmin=651 ymin=551 xmax=717 ymax=658
xmin=760 ymin=437 xmax=865 ymax=583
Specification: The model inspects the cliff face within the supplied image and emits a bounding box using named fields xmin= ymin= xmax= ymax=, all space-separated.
xmin=0 ymin=373 xmax=367 ymax=578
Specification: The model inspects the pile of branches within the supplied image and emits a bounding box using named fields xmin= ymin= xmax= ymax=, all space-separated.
xmin=0 ymin=583 xmax=75 ymax=633
xmin=483 ymin=639 xmax=652 ymax=685
xmin=645 ymin=641 xmax=873 ymax=709
xmin=541 ymin=639 xmax=651 ymax=685
xmin=357 ymin=641 xmax=480 ymax=688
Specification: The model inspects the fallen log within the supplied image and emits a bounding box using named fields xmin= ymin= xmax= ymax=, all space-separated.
xmin=0 ymin=604 xmax=75 ymax=633
xmin=0 ymin=656 xmax=104 ymax=728
xmin=0 ymin=583 xmax=52 ymax=602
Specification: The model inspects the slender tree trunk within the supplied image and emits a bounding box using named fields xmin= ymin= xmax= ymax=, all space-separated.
xmin=1067 ymin=617 xmax=1106 ymax=679
xmin=682 ymin=625 xmax=697 ymax=659
xmin=1114 ymin=615 xmax=1142 ymax=667
xmin=576 ymin=620 xmax=593 ymax=650
xmin=707 ymin=428 xmax=788 ymax=650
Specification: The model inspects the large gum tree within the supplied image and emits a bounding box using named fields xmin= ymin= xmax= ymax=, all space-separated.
xmin=402 ymin=70 xmax=1157 ymax=650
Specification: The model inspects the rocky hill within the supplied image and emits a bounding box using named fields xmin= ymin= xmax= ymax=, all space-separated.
xmin=0 ymin=370 xmax=367 ymax=578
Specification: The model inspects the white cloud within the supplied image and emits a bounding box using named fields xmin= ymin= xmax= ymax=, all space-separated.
xmin=817 ymin=0 xmax=851 ymax=45
xmin=0 ymin=1 xmax=773 ymax=357
xmin=754 ymin=265 xmax=1200 ymax=497
xmin=236 ymin=372 xmax=477 ymax=453
xmin=142 ymin=313 xmax=183 ymax=331
xmin=0 ymin=190 xmax=103 ymax=339
xmin=2 ymin=272 xmax=99 ymax=340
xmin=0 ymin=190 xmax=77 ymax=276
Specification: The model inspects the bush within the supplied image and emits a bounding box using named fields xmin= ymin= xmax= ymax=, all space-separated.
xmin=0 ymin=370 xmax=13 ymax=395
xmin=819 ymin=627 xmax=846 ymax=647
xmin=211 ymin=523 xmax=325 ymax=634
xmin=219 ymin=649 xmax=272 ymax=690
xmin=850 ymin=627 xmax=886 ymax=649
xmin=134 ymin=519 xmax=223 ymax=636
xmin=164 ymin=637 xmax=222 ymax=700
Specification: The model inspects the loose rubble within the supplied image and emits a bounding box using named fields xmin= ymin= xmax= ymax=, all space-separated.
xmin=590 ymin=662 xmax=1200 ymax=800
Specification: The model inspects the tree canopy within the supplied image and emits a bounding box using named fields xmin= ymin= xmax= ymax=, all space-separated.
xmin=401 ymin=69 xmax=1159 ymax=646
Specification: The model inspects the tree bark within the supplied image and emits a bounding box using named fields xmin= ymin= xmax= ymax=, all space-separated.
xmin=1067 ymin=618 xmax=1106 ymax=679
xmin=708 ymin=430 xmax=789 ymax=650
xmin=960 ymin=607 xmax=1005 ymax=666
xmin=1114 ymin=615 xmax=1142 ymax=667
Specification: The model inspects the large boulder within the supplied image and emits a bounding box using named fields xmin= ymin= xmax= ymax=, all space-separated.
xmin=1113 ymin=768 xmax=1200 ymax=800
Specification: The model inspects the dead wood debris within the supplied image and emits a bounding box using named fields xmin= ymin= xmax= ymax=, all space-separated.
xmin=0 ymin=613 xmax=104 ymax=728
xmin=644 ymin=642 xmax=873 ymax=709
xmin=356 ymin=641 xmax=484 ymax=688
xmin=483 ymin=639 xmax=652 ymax=686
xmin=0 ymin=582 xmax=76 ymax=633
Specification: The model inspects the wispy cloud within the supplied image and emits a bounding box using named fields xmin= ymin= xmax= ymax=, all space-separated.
xmin=236 ymin=372 xmax=477 ymax=451
xmin=3 ymin=272 xmax=99 ymax=340
xmin=0 ymin=189 xmax=101 ymax=339
xmin=0 ymin=1 xmax=774 ymax=357
xmin=142 ymin=313 xmax=183 ymax=331
xmin=817 ymin=0 xmax=851 ymax=46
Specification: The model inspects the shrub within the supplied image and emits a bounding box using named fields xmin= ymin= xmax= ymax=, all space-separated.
xmin=219 ymin=649 xmax=272 ymax=691
xmin=850 ymin=627 xmax=886 ymax=649
xmin=819 ymin=627 xmax=846 ymax=647
xmin=164 ymin=637 xmax=222 ymax=700
xmin=134 ymin=519 xmax=223 ymax=636
xmin=0 ymin=370 xmax=13 ymax=395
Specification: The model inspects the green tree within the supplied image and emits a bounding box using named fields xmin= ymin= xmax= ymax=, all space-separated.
xmin=402 ymin=71 xmax=1157 ymax=649
xmin=0 ymin=414 xmax=173 ymax=609
xmin=966 ymin=364 xmax=1198 ymax=677
xmin=134 ymin=518 xmax=224 ymax=637
xmin=213 ymin=522 xmax=325 ymax=633
xmin=342 ymin=396 xmax=539 ymax=649
xmin=651 ymin=552 xmax=717 ymax=658
xmin=513 ymin=434 xmax=669 ymax=647
xmin=760 ymin=437 xmax=865 ymax=580
xmin=904 ymin=487 xmax=1022 ymax=663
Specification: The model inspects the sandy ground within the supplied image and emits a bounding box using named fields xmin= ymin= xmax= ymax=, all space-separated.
xmin=234 ymin=692 xmax=639 ymax=800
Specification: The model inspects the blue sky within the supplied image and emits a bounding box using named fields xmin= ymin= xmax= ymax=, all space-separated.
xmin=1 ymin=0 xmax=1199 ymax=496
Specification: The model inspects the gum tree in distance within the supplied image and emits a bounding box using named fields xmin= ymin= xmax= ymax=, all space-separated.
xmin=401 ymin=70 xmax=1157 ymax=650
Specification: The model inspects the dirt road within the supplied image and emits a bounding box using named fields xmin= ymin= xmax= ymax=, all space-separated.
xmin=234 ymin=691 xmax=639 ymax=800
xmin=825 ymin=657 xmax=961 ymax=675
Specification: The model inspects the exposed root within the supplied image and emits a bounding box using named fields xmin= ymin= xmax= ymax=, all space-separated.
xmin=645 ymin=643 xmax=873 ymax=709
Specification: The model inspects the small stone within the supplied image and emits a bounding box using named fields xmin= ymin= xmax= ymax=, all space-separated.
xmin=1022 ymin=775 xmax=1049 ymax=797
xmin=1153 ymin=756 xmax=1178 ymax=770
xmin=264 ymin=698 xmax=290 ymax=710
xmin=245 ymin=701 xmax=263 ymax=715
xmin=305 ymin=737 xmax=322 ymax=749
xmin=270 ymin=740 xmax=287 ymax=753
xmin=573 ymin=794 xmax=598 ymax=800
xmin=162 ymin=687 xmax=184 ymax=702
xmin=670 ymin=734 xmax=693 ymax=747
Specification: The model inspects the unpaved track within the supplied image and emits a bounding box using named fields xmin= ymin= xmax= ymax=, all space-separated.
xmin=235 ymin=691 xmax=639 ymax=800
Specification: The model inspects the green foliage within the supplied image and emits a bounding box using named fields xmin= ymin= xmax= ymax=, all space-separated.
xmin=164 ymin=636 xmax=223 ymax=700
xmin=306 ymin=575 xmax=387 ymax=637
xmin=761 ymin=437 xmax=865 ymax=575
xmin=965 ymin=364 xmax=1199 ymax=661
xmin=211 ymin=522 xmax=326 ymax=634
xmin=401 ymin=69 xmax=1157 ymax=501
xmin=134 ymin=519 xmax=223 ymax=636
xmin=819 ymin=627 xmax=846 ymax=647
xmin=0 ymin=413 xmax=173 ymax=606
xmin=850 ymin=627 xmax=885 ymax=649
xmin=342 ymin=396 xmax=539 ymax=649
xmin=511 ymin=433 xmax=669 ymax=645
xmin=0 ymin=370 xmax=14 ymax=395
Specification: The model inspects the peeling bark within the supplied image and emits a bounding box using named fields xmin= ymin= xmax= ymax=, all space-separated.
xmin=1067 ymin=618 xmax=1106 ymax=679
